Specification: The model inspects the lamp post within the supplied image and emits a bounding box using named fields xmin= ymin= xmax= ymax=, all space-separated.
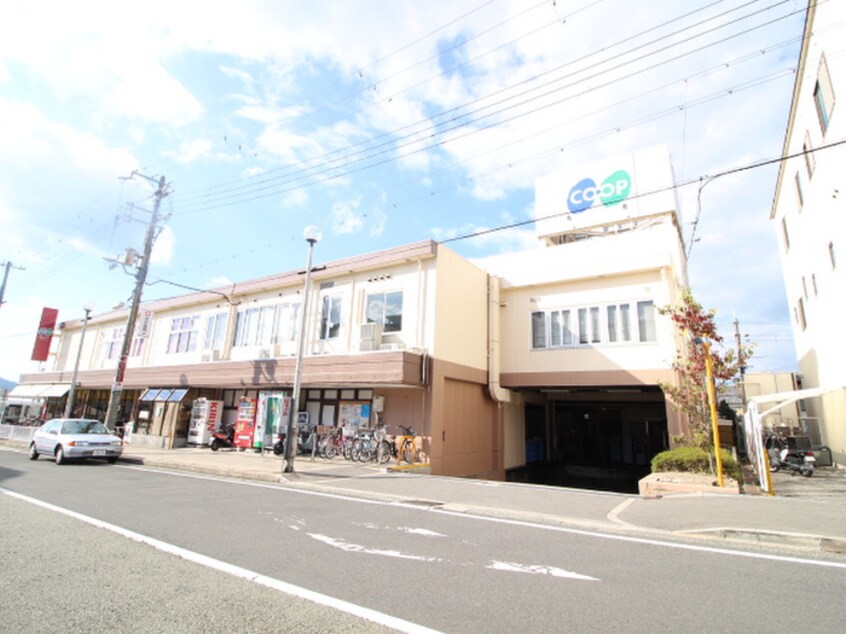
xmin=283 ymin=225 xmax=321 ymax=474
xmin=64 ymin=304 xmax=94 ymax=418
xmin=695 ymin=337 xmax=725 ymax=487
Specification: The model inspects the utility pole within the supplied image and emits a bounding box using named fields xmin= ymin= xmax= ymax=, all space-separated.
xmin=103 ymin=174 xmax=169 ymax=430
xmin=0 ymin=261 xmax=25 ymax=307
xmin=734 ymin=318 xmax=747 ymax=414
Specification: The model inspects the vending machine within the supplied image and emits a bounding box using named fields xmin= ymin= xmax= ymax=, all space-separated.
xmin=256 ymin=392 xmax=291 ymax=451
xmin=233 ymin=397 xmax=258 ymax=449
xmin=187 ymin=398 xmax=223 ymax=446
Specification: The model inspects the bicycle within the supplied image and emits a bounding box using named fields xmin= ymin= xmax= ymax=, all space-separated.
xmin=396 ymin=425 xmax=419 ymax=464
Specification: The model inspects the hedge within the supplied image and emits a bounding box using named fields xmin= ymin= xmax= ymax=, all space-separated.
xmin=650 ymin=446 xmax=741 ymax=483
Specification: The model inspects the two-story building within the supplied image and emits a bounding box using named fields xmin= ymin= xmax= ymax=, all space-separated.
xmin=17 ymin=145 xmax=690 ymax=490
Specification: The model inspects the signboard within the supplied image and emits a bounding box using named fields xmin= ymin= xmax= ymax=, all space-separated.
xmin=137 ymin=309 xmax=154 ymax=337
xmin=31 ymin=307 xmax=59 ymax=361
xmin=534 ymin=145 xmax=677 ymax=239
xmin=339 ymin=401 xmax=372 ymax=430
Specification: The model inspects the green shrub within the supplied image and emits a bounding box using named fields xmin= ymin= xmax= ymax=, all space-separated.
xmin=651 ymin=446 xmax=741 ymax=483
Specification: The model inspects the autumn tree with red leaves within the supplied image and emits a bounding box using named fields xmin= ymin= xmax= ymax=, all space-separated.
xmin=659 ymin=288 xmax=753 ymax=451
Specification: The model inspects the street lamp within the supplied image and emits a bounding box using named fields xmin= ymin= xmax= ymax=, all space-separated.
xmin=283 ymin=225 xmax=322 ymax=474
xmin=694 ymin=337 xmax=724 ymax=487
xmin=64 ymin=303 xmax=94 ymax=418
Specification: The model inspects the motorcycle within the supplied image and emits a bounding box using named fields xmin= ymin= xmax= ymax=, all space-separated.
xmin=210 ymin=425 xmax=236 ymax=451
xmin=769 ymin=435 xmax=816 ymax=477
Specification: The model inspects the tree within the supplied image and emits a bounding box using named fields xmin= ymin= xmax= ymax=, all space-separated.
xmin=658 ymin=288 xmax=753 ymax=452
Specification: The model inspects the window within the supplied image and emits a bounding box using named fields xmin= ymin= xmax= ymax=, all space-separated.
xmin=203 ymin=312 xmax=228 ymax=351
xmin=802 ymin=276 xmax=808 ymax=300
xmin=782 ymin=217 xmax=790 ymax=252
xmin=813 ymin=54 xmax=835 ymax=134
xmin=233 ymin=307 xmax=259 ymax=347
xmin=803 ymin=131 xmax=815 ymax=177
xmin=100 ymin=327 xmax=124 ymax=361
xmin=797 ymin=298 xmax=807 ymax=331
xmin=272 ymin=302 xmax=299 ymax=344
xmin=829 ymin=241 xmax=837 ymax=270
xmin=167 ymin=316 xmax=199 ymax=353
xmin=812 ymin=273 xmax=818 ymax=296
xmin=320 ymin=295 xmax=342 ymax=340
xmin=794 ymin=172 xmax=804 ymax=209
xmin=637 ymin=301 xmax=657 ymax=342
xmin=606 ymin=304 xmax=632 ymax=343
xmin=531 ymin=300 xmax=655 ymax=349
xmin=365 ymin=291 xmax=403 ymax=332
xmin=256 ymin=306 xmax=275 ymax=345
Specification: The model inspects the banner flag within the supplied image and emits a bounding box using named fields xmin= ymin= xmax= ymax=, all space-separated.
xmin=31 ymin=307 xmax=59 ymax=361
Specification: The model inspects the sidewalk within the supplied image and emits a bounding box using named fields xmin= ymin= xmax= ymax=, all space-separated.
xmin=5 ymin=438 xmax=846 ymax=555
xmin=115 ymin=444 xmax=846 ymax=555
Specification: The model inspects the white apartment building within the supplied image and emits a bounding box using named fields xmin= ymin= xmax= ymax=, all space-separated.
xmin=770 ymin=0 xmax=846 ymax=465
xmin=14 ymin=145 xmax=689 ymax=490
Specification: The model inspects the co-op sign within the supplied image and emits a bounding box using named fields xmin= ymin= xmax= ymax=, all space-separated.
xmin=567 ymin=169 xmax=631 ymax=214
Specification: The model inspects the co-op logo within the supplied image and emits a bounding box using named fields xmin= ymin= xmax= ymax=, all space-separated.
xmin=567 ymin=169 xmax=632 ymax=213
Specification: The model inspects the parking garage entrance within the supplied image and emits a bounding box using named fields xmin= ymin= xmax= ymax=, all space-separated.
xmin=509 ymin=387 xmax=670 ymax=493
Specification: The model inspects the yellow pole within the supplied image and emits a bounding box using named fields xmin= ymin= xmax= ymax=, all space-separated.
xmin=703 ymin=341 xmax=724 ymax=487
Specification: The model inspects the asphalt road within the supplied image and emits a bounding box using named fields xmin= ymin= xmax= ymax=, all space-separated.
xmin=2 ymin=450 xmax=845 ymax=633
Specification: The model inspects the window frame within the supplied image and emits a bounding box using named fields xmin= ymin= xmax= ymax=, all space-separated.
xmin=166 ymin=315 xmax=200 ymax=354
xmin=365 ymin=290 xmax=404 ymax=333
xmin=320 ymin=294 xmax=343 ymax=340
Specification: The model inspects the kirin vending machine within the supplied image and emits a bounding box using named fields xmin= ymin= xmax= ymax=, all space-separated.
xmin=233 ymin=397 xmax=258 ymax=449
xmin=187 ymin=398 xmax=223 ymax=446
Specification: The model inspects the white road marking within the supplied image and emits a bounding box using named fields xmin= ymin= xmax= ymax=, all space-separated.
xmin=1 ymin=487 xmax=443 ymax=634
xmin=116 ymin=464 xmax=846 ymax=570
xmin=399 ymin=527 xmax=445 ymax=537
xmin=487 ymin=561 xmax=598 ymax=581
xmin=308 ymin=533 xmax=442 ymax=562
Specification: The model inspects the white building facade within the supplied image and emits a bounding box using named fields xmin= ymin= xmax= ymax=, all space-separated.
xmin=770 ymin=0 xmax=846 ymax=464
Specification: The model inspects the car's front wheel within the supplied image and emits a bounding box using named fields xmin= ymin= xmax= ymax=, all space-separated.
xmin=28 ymin=443 xmax=39 ymax=460
xmin=54 ymin=446 xmax=67 ymax=465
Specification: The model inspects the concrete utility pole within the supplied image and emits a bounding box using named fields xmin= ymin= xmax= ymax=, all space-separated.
xmin=0 ymin=261 xmax=25 ymax=307
xmin=103 ymin=174 xmax=169 ymax=430
xmin=734 ymin=318 xmax=747 ymax=413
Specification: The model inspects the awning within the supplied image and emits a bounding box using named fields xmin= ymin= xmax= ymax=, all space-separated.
xmin=139 ymin=387 xmax=190 ymax=403
xmin=39 ymin=384 xmax=71 ymax=398
xmin=7 ymin=384 xmax=70 ymax=399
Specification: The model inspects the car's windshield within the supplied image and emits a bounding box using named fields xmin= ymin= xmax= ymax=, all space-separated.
xmin=61 ymin=420 xmax=109 ymax=435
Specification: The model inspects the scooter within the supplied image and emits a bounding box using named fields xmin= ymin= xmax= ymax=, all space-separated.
xmin=769 ymin=437 xmax=816 ymax=477
xmin=210 ymin=425 xmax=236 ymax=451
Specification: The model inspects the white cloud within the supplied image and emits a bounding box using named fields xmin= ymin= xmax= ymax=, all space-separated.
xmin=162 ymin=139 xmax=214 ymax=165
xmin=150 ymin=226 xmax=175 ymax=265
xmin=331 ymin=199 xmax=364 ymax=235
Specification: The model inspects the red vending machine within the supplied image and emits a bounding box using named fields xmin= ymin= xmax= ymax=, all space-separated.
xmin=233 ymin=397 xmax=257 ymax=449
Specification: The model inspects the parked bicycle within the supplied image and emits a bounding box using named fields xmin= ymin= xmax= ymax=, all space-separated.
xmin=396 ymin=425 xmax=419 ymax=464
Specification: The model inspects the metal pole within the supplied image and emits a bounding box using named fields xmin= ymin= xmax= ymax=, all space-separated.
xmin=703 ymin=341 xmax=725 ymax=487
xmin=283 ymin=233 xmax=318 ymax=473
xmin=64 ymin=306 xmax=92 ymax=418
xmin=104 ymin=175 xmax=167 ymax=430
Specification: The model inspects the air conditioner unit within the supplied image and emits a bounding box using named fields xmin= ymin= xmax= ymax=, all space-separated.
xmin=258 ymin=348 xmax=273 ymax=359
xmin=360 ymin=322 xmax=383 ymax=341
xmin=201 ymin=354 xmax=211 ymax=363
xmin=212 ymin=350 xmax=222 ymax=361
xmin=360 ymin=340 xmax=379 ymax=352
xmin=379 ymin=343 xmax=404 ymax=351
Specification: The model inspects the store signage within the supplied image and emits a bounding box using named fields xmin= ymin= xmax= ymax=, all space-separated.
xmin=567 ymin=169 xmax=632 ymax=213
xmin=31 ymin=307 xmax=59 ymax=361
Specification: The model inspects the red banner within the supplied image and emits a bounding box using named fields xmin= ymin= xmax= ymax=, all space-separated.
xmin=31 ymin=307 xmax=59 ymax=361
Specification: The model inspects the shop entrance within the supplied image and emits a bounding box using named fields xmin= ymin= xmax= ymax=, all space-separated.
xmin=509 ymin=388 xmax=669 ymax=492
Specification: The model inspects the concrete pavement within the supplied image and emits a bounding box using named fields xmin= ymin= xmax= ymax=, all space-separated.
xmin=5 ymin=439 xmax=846 ymax=554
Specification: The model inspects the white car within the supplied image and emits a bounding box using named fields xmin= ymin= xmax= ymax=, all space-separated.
xmin=29 ymin=418 xmax=123 ymax=465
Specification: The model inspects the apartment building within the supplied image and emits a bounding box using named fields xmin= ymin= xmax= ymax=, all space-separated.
xmin=770 ymin=0 xmax=846 ymax=465
xmin=15 ymin=145 xmax=688 ymax=489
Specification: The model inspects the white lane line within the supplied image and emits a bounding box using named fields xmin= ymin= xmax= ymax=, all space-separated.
xmin=1 ymin=487 xmax=442 ymax=634
xmin=117 ymin=464 xmax=846 ymax=570
xmin=487 ymin=561 xmax=598 ymax=581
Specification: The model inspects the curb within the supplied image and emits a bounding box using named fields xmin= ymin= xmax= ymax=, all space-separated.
xmin=675 ymin=527 xmax=846 ymax=554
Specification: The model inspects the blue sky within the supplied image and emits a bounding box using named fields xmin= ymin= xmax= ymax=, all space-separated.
xmin=0 ymin=0 xmax=811 ymax=381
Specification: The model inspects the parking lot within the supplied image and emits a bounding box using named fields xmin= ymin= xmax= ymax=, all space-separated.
xmin=770 ymin=465 xmax=846 ymax=504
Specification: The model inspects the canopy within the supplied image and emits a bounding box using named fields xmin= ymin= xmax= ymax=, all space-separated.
xmin=7 ymin=383 xmax=70 ymax=399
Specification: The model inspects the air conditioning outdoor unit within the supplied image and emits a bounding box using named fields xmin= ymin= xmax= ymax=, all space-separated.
xmin=360 ymin=322 xmax=383 ymax=341
xmin=379 ymin=343 xmax=404 ymax=351
xmin=201 ymin=354 xmax=211 ymax=363
xmin=258 ymin=348 xmax=273 ymax=359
